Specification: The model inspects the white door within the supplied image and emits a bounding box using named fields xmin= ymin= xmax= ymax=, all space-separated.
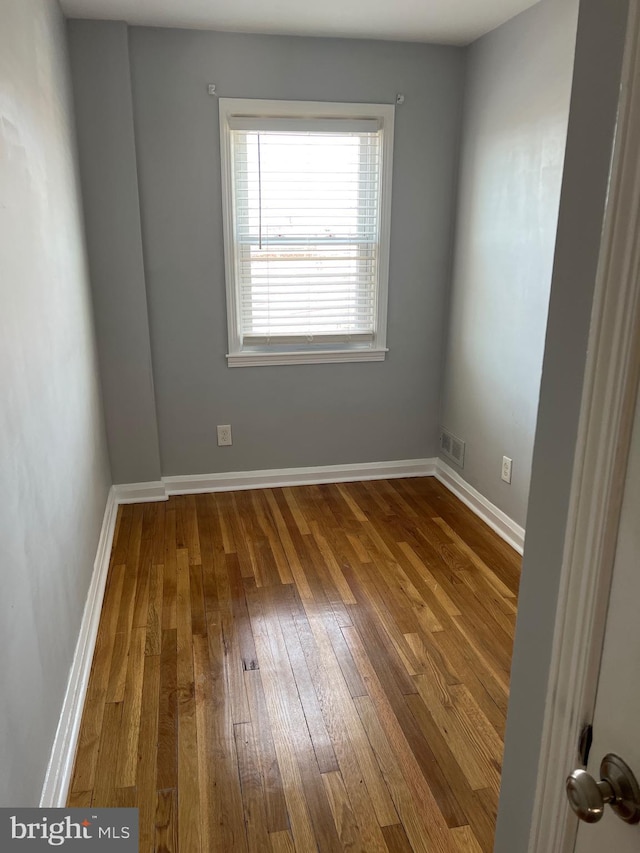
xmin=572 ymin=387 xmax=640 ymax=852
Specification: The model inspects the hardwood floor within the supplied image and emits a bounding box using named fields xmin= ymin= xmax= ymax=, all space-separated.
xmin=68 ymin=477 xmax=520 ymax=852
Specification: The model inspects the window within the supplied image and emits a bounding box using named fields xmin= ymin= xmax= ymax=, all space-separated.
xmin=219 ymin=99 xmax=395 ymax=366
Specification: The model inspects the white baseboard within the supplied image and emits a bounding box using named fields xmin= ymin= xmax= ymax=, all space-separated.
xmin=113 ymin=480 xmax=167 ymax=504
xmin=115 ymin=459 xmax=524 ymax=556
xmin=40 ymin=486 xmax=119 ymax=807
xmin=162 ymin=457 xmax=437 ymax=495
xmin=41 ymin=454 xmax=521 ymax=806
xmin=435 ymin=459 xmax=525 ymax=554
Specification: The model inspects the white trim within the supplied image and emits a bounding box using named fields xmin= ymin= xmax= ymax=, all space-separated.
xmin=218 ymin=97 xmax=394 ymax=367
xmin=529 ymin=3 xmax=640 ymax=851
xmin=219 ymin=98 xmax=396 ymax=121
xmin=435 ymin=460 xmax=525 ymax=554
xmin=163 ymin=457 xmax=436 ymax=495
xmin=112 ymin=480 xmax=167 ymax=504
xmin=227 ymin=348 xmax=388 ymax=367
xmin=40 ymin=487 xmax=119 ymax=807
xmin=40 ymin=452 xmax=524 ymax=805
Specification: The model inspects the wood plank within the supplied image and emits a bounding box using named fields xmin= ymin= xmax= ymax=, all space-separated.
xmin=155 ymin=789 xmax=177 ymax=853
xmin=69 ymin=698 xmax=103 ymax=796
xmin=228 ymin=553 xmax=259 ymax=672
xmin=88 ymin=563 xmax=126 ymax=705
xmin=228 ymin=491 xmax=259 ymax=579
xmin=335 ymin=483 xmax=369 ymax=523
xmin=176 ymin=548 xmax=202 ymax=853
xmin=282 ymin=487 xmax=311 ymax=535
xmin=152 ymin=502 xmax=166 ymax=566
xmin=145 ymin=563 xmax=164 ymax=656
xmin=115 ymin=505 xmax=143 ymax=637
xmin=115 ymin=624 xmax=146 ymax=787
xmin=451 ymin=824 xmax=484 ymax=852
xmin=137 ymin=653 xmax=161 ymax=853
xmin=264 ymin=489 xmax=313 ymax=599
xmin=221 ymin=606 xmax=252 ymax=724
xmin=215 ymin=491 xmax=237 ymax=555
xmin=252 ymin=490 xmax=294 ymax=585
xmin=199 ymin=621 xmax=249 ymax=852
xmin=381 ymin=823 xmax=413 ymax=853
xmin=244 ymin=667 xmax=290 ymax=834
xmin=105 ymin=630 xmax=130 ymax=704
xmin=162 ymin=507 xmax=178 ymax=630
xmin=322 ymin=770 xmax=362 ymax=852
xmin=181 ymin=494 xmax=202 ymax=565
xmin=67 ymin=790 xmax=92 ymax=808
xmin=132 ymin=533 xmax=153 ymax=628
xmin=196 ymin=494 xmax=219 ymax=615
xmin=156 ymin=628 xmax=178 ymax=791
xmin=234 ymin=722 xmax=271 ymax=852
xmin=189 ymin=563 xmax=207 ymax=637
xmin=193 ymin=634 xmax=212 ymax=853
xmin=111 ymin=505 xmax=132 ymax=566
xmin=91 ymin=701 xmax=123 ymax=806
xmin=269 ymin=830 xmax=297 ymax=853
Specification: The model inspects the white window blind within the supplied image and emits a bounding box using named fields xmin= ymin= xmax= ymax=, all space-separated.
xmin=220 ymin=100 xmax=394 ymax=366
xmin=230 ymin=120 xmax=381 ymax=345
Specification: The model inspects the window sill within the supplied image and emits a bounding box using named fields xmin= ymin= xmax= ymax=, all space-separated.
xmin=226 ymin=348 xmax=388 ymax=367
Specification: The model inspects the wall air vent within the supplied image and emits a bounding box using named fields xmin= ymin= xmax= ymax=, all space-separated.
xmin=440 ymin=428 xmax=465 ymax=468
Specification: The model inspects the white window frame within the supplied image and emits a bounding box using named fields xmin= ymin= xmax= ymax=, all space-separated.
xmin=219 ymin=98 xmax=395 ymax=367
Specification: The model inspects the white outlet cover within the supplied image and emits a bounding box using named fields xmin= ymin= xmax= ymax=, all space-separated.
xmin=217 ymin=424 xmax=232 ymax=446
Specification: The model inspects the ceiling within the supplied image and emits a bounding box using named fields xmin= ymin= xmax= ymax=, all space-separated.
xmin=59 ymin=0 xmax=541 ymax=46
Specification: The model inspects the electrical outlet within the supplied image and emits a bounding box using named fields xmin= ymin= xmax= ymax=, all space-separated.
xmin=217 ymin=424 xmax=232 ymax=446
xmin=502 ymin=456 xmax=512 ymax=484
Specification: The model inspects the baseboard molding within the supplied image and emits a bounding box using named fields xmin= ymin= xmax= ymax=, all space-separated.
xmin=162 ymin=458 xmax=437 ymax=495
xmin=113 ymin=459 xmax=523 ymax=555
xmin=41 ymin=453 xmax=520 ymax=806
xmin=40 ymin=486 xmax=119 ymax=807
xmin=113 ymin=480 xmax=167 ymax=504
xmin=435 ymin=460 xmax=525 ymax=554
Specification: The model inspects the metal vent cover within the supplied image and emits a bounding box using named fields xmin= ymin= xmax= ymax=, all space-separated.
xmin=440 ymin=428 xmax=465 ymax=467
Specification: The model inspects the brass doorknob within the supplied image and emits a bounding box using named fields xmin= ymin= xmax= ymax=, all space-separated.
xmin=566 ymin=753 xmax=640 ymax=825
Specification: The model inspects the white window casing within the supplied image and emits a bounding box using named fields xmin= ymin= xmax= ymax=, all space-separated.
xmin=219 ymin=99 xmax=395 ymax=367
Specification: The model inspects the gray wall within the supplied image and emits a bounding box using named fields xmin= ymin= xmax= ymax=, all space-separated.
xmin=123 ymin=29 xmax=466 ymax=477
xmin=0 ymin=0 xmax=111 ymax=805
xmin=67 ymin=21 xmax=162 ymax=485
xmin=496 ymin=0 xmax=630 ymax=848
xmin=440 ymin=0 xmax=579 ymax=526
